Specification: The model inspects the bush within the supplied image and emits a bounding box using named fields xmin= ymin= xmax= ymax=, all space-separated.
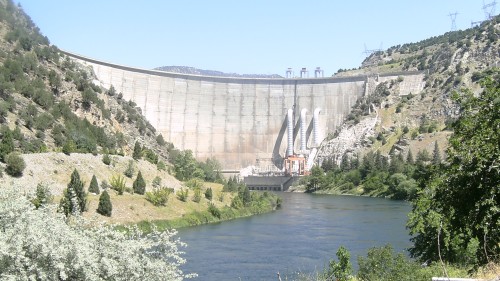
xmin=176 ymin=188 xmax=189 ymax=202
xmin=205 ymin=187 xmax=213 ymax=201
xmin=0 ymin=188 xmax=191 ymax=280
xmin=192 ymin=188 xmax=201 ymax=203
xmin=157 ymin=160 xmax=166 ymax=171
xmin=124 ymin=160 xmax=134 ymax=178
xmin=97 ymin=191 xmax=112 ymax=217
xmin=110 ymin=174 xmax=126 ymax=195
xmin=133 ymin=171 xmax=146 ymax=195
xmin=208 ymin=203 xmax=221 ymax=219
xmin=31 ymin=183 xmax=53 ymax=209
xmin=5 ymin=152 xmax=26 ymax=177
xmin=102 ymin=154 xmax=111 ymax=165
xmin=323 ymin=246 xmax=352 ymax=281
xmin=145 ymin=187 xmax=173 ymax=207
xmin=88 ymin=175 xmax=100 ymax=194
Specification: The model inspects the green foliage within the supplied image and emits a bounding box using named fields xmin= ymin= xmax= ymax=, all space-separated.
xmin=124 ymin=159 xmax=135 ymax=178
xmin=31 ymin=183 xmax=53 ymax=209
xmin=306 ymin=165 xmax=324 ymax=192
xmin=323 ymin=246 xmax=352 ymax=281
xmin=207 ymin=203 xmax=221 ymax=219
xmin=142 ymin=148 xmax=158 ymax=164
xmin=157 ymin=160 xmax=166 ymax=171
xmin=0 ymin=129 xmax=14 ymax=162
xmin=88 ymin=175 xmax=100 ymax=194
xmin=97 ymin=190 xmax=112 ymax=217
xmin=132 ymin=141 xmax=142 ymax=160
xmin=173 ymin=150 xmax=204 ymax=181
xmin=62 ymin=139 xmax=76 ymax=155
xmin=408 ymin=69 xmax=500 ymax=268
xmin=102 ymin=153 xmax=111 ymax=165
xmin=156 ymin=133 xmax=166 ymax=146
xmin=357 ymin=245 xmax=427 ymax=281
xmin=145 ymin=187 xmax=172 ymax=207
xmin=109 ymin=174 xmax=126 ymax=195
xmin=198 ymin=157 xmax=223 ymax=183
xmin=204 ymin=187 xmax=213 ymax=201
xmin=152 ymin=176 xmax=162 ymax=188
xmin=176 ymin=188 xmax=189 ymax=202
xmin=60 ymin=169 xmax=87 ymax=216
xmin=192 ymin=188 xmax=202 ymax=203
xmin=5 ymin=152 xmax=25 ymax=177
xmin=133 ymin=171 xmax=146 ymax=195
xmin=185 ymin=178 xmax=203 ymax=189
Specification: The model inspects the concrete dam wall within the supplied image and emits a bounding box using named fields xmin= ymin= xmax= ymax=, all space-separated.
xmin=65 ymin=52 xmax=425 ymax=170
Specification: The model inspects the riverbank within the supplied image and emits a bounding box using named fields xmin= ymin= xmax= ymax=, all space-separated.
xmin=82 ymin=183 xmax=281 ymax=233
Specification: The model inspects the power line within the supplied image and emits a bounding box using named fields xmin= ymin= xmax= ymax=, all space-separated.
xmin=483 ymin=0 xmax=497 ymax=20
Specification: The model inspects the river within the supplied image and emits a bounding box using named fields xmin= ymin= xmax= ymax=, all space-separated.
xmin=177 ymin=192 xmax=412 ymax=280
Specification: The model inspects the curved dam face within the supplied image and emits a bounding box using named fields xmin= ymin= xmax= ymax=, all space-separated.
xmin=65 ymin=52 xmax=424 ymax=170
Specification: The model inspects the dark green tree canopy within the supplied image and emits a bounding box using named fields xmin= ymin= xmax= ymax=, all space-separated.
xmin=88 ymin=174 xmax=100 ymax=194
xmin=408 ymin=69 xmax=500 ymax=267
xmin=133 ymin=171 xmax=146 ymax=195
xmin=97 ymin=190 xmax=112 ymax=217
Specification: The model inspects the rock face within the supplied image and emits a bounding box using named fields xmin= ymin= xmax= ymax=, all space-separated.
xmin=65 ymin=51 xmax=425 ymax=170
xmin=317 ymin=114 xmax=378 ymax=165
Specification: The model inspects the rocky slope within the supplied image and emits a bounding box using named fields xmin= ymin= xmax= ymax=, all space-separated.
xmin=318 ymin=15 xmax=500 ymax=164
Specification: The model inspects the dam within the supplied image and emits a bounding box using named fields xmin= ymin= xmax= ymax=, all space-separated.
xmin=64 ymin=51 xmax=425 ymax=171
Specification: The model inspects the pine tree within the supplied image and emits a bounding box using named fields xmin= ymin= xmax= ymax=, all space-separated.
xmin=432 ymin=141 xmax=441 ymax=165
xmin=0 ymin=129 xmax=14 ymax=162
xmin=205 ymin=187 xmax=213 ymax=201
xmin=132 ymin=141 xmax=142 ymax=160
xmin=133 ymin=171 xmax=146 ymax=195
xmin=97 ymin=190 xmax=112 ymax=217
xmin=88 ymin=174 xmax=100 ymax=194
xmin=406 ymin=149 xmax=414 ymax=164
xmin=60 ymin=169 xmax=87 ymax=215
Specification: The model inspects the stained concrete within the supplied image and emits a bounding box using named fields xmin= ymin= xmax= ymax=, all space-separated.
xmin=64 ymin=51 xmax=424 ymax=170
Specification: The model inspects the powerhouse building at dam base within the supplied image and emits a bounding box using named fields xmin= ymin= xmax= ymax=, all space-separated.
xmin=65 ymin=51 xmax=425 ymax=188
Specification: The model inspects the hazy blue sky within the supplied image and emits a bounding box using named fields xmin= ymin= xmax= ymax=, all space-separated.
xmin=17 ymin=1 xmax=490 ymax=76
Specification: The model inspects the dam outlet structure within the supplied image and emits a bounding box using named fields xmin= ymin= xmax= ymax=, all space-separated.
xmin=64 ymin=51 xmax=425 ymax=176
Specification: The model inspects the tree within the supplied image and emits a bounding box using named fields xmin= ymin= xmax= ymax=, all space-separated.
xmin=133 ymin=171 xmax=146 ymax=195
xmin=173 ymin=150 xmax=204 ymax=181
xmin=102 ymin=153 xmax=111 ymax=165
xmin=97 ymin=190 xmax=112 ymax=217
xmin=408 ymin=70 xmax=500 ymax=267
xmin=205 ymin=187 xmax=213 ymax=201
xmin=31 ymin=183 xmax=53 ymax=209
xmin=306 ymin=165 xmax=324 ymax=192
xmin=60 ymin=169 xmax=87 ymax=216
xmin=0 ymin=129 xmax=14 ymax=162
xmin=432 ymin=141 xmax=441 ymax=165
xmin=132 ymin=141 xmax=142 ymax=160
xmin=406 ymin=149 xmax=414 ymax=164
xmin=5 ymin=152 xmax=25 ymax=177
xmin=88 ymin=175 xmax=100 ymax=194
xmin=324 ymin=246 xmax=352 ymax=281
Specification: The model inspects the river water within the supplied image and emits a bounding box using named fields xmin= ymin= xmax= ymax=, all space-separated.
xmin=177 ymin=193 xmax=412 ymax=280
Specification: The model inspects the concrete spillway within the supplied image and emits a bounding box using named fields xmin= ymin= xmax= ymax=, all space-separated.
xmin=64 ymin=52 xmax=425 ymax=170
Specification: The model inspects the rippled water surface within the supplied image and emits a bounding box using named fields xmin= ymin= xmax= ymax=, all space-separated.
xmin=178 ymin=193 xmax=411 ymax=280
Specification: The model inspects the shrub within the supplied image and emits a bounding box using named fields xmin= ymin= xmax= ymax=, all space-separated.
xmin=97 ymin=190 xmax=112 ymax=217
xmin=62 ymin=140 xmax=76 ymax=155
xmin=88 ymin=175 xmax=100 ymax=194
xmin=133 ymin=171 xmax=146 ymax=195
xmin=31 ymin=183 xmax=53 ymax=209
xmin=132 ymin=141 xmax=142 ymax=160
xmin=110 ymin=174 xmax=126 ymax=195
xmin=59 ymin=169 xmax=87 ymax=216
xmin=145 ymin=187 xmax=173 ymax=207
xmin=0 ymin=188 xmax=192 ymax=280
xmin=152 ymin=176 xmax=162 ymax=188
xmin=157 ymin=160 xmax=166 ymax=171
xmin=205 ymin=187 xmax=213 ymax=201
xmin=176 ymin=188 xmax=189 ymax=202
xmin=186 ymin=178 xmax=203 ymax=189
xmin=102 ymin=154 xmax=111 ymax=165
xmin=124 ymin=160 xmax=134 ymax=178
xmin=5 ymin=152 xmax=25 ymax=177
xmin=192 ymin=188 xmax=201 ymax=203
xmin=208 ymin=203 xmax=221 ymax=219
xmin=323 ymin=246 xmax=352 ymax=281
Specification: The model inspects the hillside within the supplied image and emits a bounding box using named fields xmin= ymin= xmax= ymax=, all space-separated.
xmin=319 ymin=14 xmax=500 ymax=166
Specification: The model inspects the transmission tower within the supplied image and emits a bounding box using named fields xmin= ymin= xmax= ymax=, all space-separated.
xmin=483 ymin=0 xmax=497 ymax=20
xmin=448 ymin=12 xmax=459 ymax=31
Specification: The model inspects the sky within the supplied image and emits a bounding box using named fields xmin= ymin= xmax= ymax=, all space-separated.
xmin=17 ymin=1 xmax=490 ymax=77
